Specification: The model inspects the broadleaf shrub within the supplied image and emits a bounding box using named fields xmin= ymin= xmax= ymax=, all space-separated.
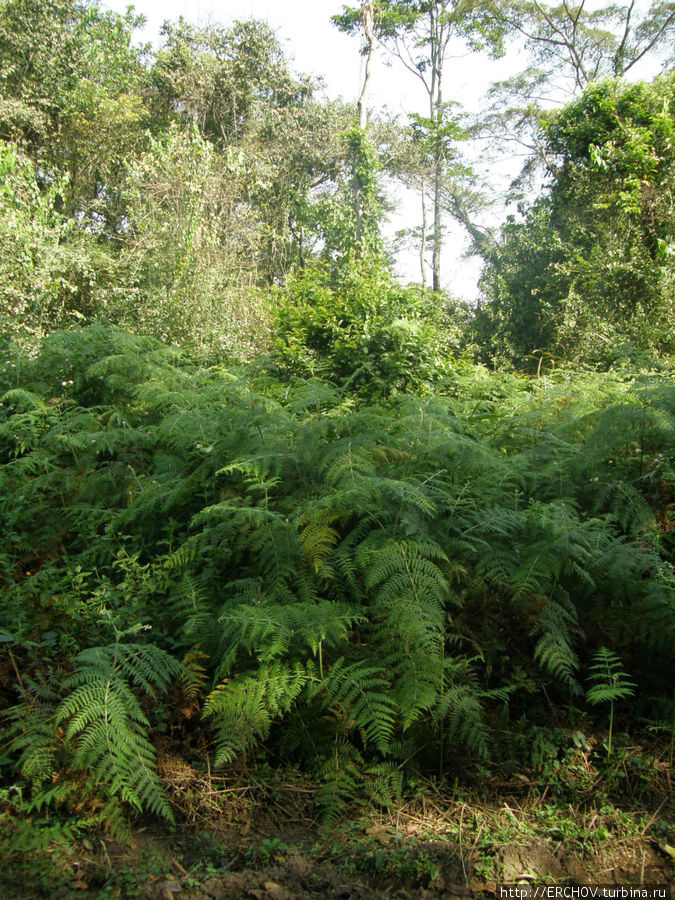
xmin=272 ymin=257 xmax=457 ymax=396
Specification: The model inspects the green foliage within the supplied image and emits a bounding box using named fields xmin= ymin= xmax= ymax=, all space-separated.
xmin=0 ymin=0 xmax=146 ymax=156
xmin=108 ymin=125 xmax=272 ymax=357
xmin=56 ymin=639 xmax=180 ymax=818
xmin=151 ymin=17 xmax=311 ymax=145
xmin=586 ymin=648 xmax=636 ymax=707
xmin=492 ymin=0 xmax=674 ymax=92
xmin=4 ymin=633 xmax=182 ymax=820
xmin=0 ymin=141 xmax=90 ymax=346
xmin=586 ymin=647 xmax=636 ymax=758
xmin=346 ymin=126 xmax=382 ymax=255
xmin=477 ymin=74 xmax=675 ymax=367
xmin=1 ymin=327 xmax=673 ymax=826
xmin=272 ymin=259 xmax=455 ymax=395
xmin=0 ymin=1 xmax=360 ymax=355
xmin=334 ymin=0 xmax=502 ymax=291
xmin=0 ymin=0 xmax=672 ymax=848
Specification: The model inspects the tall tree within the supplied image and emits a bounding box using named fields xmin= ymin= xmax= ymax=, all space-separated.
xmin=352 ymin=0 xmax=377 ymax=246
xmin=151 ymin=18 xmax=312 ymax=146
xmin=335 ymin=0 xmax=500 ymax=291
xmin=476 ymin=74 xmax=675 ymax=367
xmin=0 ymin=0 xmax=150 ymax=339
xmin=150 ymin=18 xmax=355 ymax=277
xmin=496 ymin=0 xmax=674 ymax=92
xmin=483 ymin=0 xmax=675 ymax=174
xmin=357 ymin=0 xmax=377 ymax=130
xmin=0 ymin=0 xmax=148 ymax=178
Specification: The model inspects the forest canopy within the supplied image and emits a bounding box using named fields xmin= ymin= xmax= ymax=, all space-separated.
xmin=0 ymin=0 xmax=672 ymax=366
xmin=0 ymin=0 xmax=674 ymax=892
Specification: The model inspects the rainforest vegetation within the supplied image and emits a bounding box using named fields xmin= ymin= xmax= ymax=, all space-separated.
xmin=0 ymin=0 xmax=674 ymax=895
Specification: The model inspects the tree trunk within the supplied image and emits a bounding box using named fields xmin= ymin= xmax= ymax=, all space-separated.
xmin=430 ymin=4 xmax=443 ymax=293
xmin=354 ymin=0 xmax=375 ymax=246
xmin=432 ymin=147 xmax=442 ymax=292
xmin=357 ymin=0 xmax=375 ymax=131
xmin=420 ymin=175 xmax=427 ymax=288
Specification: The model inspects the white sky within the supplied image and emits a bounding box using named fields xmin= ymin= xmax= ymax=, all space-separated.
xmin=100 ymin=0 xmax=528 ymax=299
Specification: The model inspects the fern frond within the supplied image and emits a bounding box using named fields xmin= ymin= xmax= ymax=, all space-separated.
xmin=55 ymin=641 xmax=181 ymax=820
xmin=321 ymin=439 xmax=377 ymax=485
xmin=1 ymin=389 xmax=46 ymax=411
xmin=390 ymin=654 xmax=440 ymax=728
xmin=321 ymin=658 xmax=396 ymax=753
xmin=204 ymin=661 xmax=311 ymax=766
xmin=432 ymin=657 xmax=489 ymax=758
xmin=315 ymin=737 xmax=364 ymax=824
xmin=586 ymin=647 xmax=636 ymax=705
xmin=364 ymin=760 xmax=404 ymax=810
xmin=299 ymin=515 xmax=340 ymax=572
xmin=3 ymin=674 xmax=61 ymax=792
xmin=532 ymin=598 xmax=581 ymax=692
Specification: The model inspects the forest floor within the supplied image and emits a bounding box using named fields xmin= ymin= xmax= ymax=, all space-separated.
xmin=4 ymin=738 xmax=674 ymax=900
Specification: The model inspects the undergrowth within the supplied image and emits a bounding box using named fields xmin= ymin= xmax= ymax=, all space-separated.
xmin=1 ymin=326 xmax=673 ymax=832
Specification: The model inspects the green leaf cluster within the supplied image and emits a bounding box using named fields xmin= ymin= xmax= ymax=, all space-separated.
xmin=272 ymin=259 xmax=457 ymax=395
xmin=477 ymin=74 xmax=675 ymax=367
xmin=1 ymin=327 xmax=673 ymax=822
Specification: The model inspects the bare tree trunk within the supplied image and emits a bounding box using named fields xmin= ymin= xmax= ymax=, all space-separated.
xmin=432 ymin=150 xmax=442 ymax=291
xmin=430 ymin=5 xmax=443 ymax=292
xmin=357 ymin=0 xmax=375 ymax=130
xmin=354 ymin=0 xmax=375 ymax=245
xmin=420 ymin=175 xmax=427 ymax=288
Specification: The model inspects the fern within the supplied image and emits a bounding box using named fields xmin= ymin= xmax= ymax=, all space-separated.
xmin=216 ymin=599 xmax=360 ymax=677
xmin=4 ymin=674 xmax=61 ymax=792
xmin=56 ymin=641 xmax=181 ymax=820
xmin=364 ymin=761 xmax=404 ymax=811
xmin=167 ymin=573 xmax=214 ymax=645
xmin=359 ymin=535 xmax=448 ymax=659
xmin=320 ymin=658 xmax=397 ymax=754
xmin=389 ymin=654 xmax=441 ymax=728
xmin=586 ymin=647 xmax=636 ymax=757
xmin=3 ymin=329 xmax=674 ymax=811
xmin=532 ymin=595 xmax=581 ymax=692
xmin=431 ymin=657 xmax=490 ymax=760
xmin=204 ymin=661 xmax=311 ymax=765
xmin=298 ymin=512 xmax=340 ymax=573
xmin=314 ymin=737 xmax=365 ymax=824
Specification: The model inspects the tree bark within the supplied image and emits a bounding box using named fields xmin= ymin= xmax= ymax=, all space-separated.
xmin=354 ymin=0 xmax=375 ymax=246
xmin=357 ymin=0 xmax=375 ymax=131
xmin=420 ymin=174 xmax=428 ymax=288
xmin=430 ymin=5 xmax=443 ymax=293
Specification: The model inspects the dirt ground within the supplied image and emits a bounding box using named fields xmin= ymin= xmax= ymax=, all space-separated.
xmin=5 ymin=748 xmax=674 ymax=899
xmin=21 ymin=793 xmax=674 ymax=900
xmin=38 ymin=821 xmax=673 ymax=900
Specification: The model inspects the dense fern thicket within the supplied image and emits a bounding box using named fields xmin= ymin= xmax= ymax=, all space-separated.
xmin=2 ymin=327 xmax=673 ymax=823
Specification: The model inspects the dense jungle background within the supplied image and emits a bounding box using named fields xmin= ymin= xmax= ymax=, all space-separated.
xmin=0 ymin=0 xmax=674 ymax=896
